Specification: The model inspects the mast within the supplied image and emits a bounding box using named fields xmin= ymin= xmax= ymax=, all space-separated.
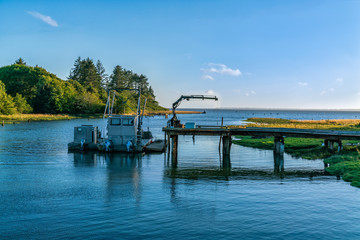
xmin=136 ymin=89 xmax=142 ymax=148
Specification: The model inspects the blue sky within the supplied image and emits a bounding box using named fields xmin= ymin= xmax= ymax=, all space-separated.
xmin=1 ymin=0 xmax=359 ymax=109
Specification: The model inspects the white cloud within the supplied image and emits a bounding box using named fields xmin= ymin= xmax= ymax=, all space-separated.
xmin=201 ymin=63 xmax=242 ymax=77
xmin=205 ymin=89 xmax=214 ymax=95
xmin=336 ymin=77 xmax=344 ymax=83
xmin=202 ymin=75 xmax=214 ymax=81
xmin=245 ymin=90 xmax=256 ymax=97
xmin=321 ymin=88 xmax=335 ymax=95
xmin=298 ymin=82 xmax=308 ymax=87
xmin=28 ymin=11 xmax=58 ymax=27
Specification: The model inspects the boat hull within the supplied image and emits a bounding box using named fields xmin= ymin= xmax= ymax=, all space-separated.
xmin=68 ymin=138 xmax=154 ymax=153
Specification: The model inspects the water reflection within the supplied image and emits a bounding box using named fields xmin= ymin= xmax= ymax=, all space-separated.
xmin=164 ymin=167 xmax=325 ymax=181
xmin=273 ymin=153 xmax=284 ymax=175
xmin=73 ymin=152 xmax=143 ymax=202
xmin=164 ymin=151 xmax=324 ymax=182
xmin=73 ymin=152 xmax=101 ymax=167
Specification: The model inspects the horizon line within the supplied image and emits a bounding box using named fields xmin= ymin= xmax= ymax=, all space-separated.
xmin=174 ymin=107 xmax=360 ymax=111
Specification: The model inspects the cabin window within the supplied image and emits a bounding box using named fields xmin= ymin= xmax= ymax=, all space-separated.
xmin=111 ymin=118 xmax=121 ymax=125
xmin=123 ymin=119 xmax=134 ymax=126
xmin=77 ymin=127 xmax=82 ymax=132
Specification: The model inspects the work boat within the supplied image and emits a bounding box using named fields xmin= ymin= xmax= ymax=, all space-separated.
xmin=68 ymin=88 xmax=156 ymax=153
xmin=97 ymin=114 xmax=153 ymax=152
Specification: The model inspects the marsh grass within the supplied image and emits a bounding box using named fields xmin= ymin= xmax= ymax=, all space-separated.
xmin=0 ymin=114 xmax=77 ymax=123
xmin=233 ymin=118 xmax=360 ymax=131
xmin=232 ymin=118 xmax=360 ymax=188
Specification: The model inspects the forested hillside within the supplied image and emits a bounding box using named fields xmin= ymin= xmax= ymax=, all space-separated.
xmin=0 ymin=58 xmax=165 ymax=115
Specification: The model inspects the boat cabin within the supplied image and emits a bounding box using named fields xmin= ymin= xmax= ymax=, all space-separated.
xmin=107 ymin=115 xmax=138 ymax=146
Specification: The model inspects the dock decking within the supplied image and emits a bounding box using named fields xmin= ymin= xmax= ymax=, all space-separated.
xmin=164 ymin=127 xmax=360 ymax=140
xmin=163 ymin=126 xmax=360 ymax=167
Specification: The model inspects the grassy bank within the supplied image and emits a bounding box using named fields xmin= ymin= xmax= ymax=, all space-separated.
xmin=0 ymin=114 xmax=78 ymax=123
xmin=234 ymin=117 xmax=360 ymax=131
xmin=0 ymin=110 xmax=202 ymax=124
xmin=232 ymin=118 xmax=360 ymax=187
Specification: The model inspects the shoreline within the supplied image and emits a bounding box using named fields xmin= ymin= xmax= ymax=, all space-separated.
xmin=144 ymin=110 xmax=203 ymax=116
xmin=0 ymin=110 xmax=203 ymax=123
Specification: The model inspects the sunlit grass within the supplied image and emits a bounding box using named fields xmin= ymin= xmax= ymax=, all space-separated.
xmin=0 ymin=114 xmax=77 ymax=123
xmin=230 ymin=117 xmax=360 ymax=131
xmin=0 ymin=110 xmax=202 ymax=124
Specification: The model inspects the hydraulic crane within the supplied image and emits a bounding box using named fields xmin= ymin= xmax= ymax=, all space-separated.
xmin=170 ymin=95 xmax=218 ymax=127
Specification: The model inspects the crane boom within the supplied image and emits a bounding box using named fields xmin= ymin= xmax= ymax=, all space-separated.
xmin=172 ymin=95 xmax=218 ymax=115
xmin=170 ymin=94 xmax=218 ymax=127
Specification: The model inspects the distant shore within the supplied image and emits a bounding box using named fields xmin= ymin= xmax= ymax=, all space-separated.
xmin=0 ymin=110 xmax=202 ymax=124
xmin=144 ymin=110 xmax=203 ymax=116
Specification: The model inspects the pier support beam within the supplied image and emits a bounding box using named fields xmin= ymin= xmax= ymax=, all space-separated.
xmin=324 ymin=139 xmax=329 ymax=148
xmin=222 ymin=135 xmax=232 ymax=168
xmin=338 ymin=140 xmax=343 ymax=152
xmin=222 ymin=135 xmax=232 ymax=157
xmin=324 ymin=140 xmax=342 ymax=152
xmin=171 ymin=135 xmax=179 ymax=167
xmin=274 ymin=136 xmax=285 ymax=155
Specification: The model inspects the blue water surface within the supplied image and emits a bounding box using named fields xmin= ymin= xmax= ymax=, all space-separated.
xmin=1 ymin=109 xmax=360 ymax=239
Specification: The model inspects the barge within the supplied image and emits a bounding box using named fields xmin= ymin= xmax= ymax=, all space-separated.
xmin=68 ymin=88 xmax=165 ymax=153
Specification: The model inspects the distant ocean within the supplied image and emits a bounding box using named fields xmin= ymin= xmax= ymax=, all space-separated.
xmin=180 ymin=108 xmax=360 ymax=120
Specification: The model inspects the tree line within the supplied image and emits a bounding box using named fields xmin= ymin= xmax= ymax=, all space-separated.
xmin=0 ymin=57 xmax=164 ymax=115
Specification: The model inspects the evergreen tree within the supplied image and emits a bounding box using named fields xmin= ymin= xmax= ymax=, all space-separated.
xmin=15 ymin=58 xmax=26 ymax=65
xmin=68 ymin=57 xmax=81 ymax=80
xmin=68 ymin=57 xmax=102 ymax=91
xmin=109 ymin=65 xmax=128 ymax=89
xmin=149 ymin=86 xmax=155 ymax=98
xmin=96 ymin=60 xmax=108 ymax=89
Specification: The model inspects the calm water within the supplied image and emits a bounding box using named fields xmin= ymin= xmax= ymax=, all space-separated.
xmin=1 ymin=109 xmax=360 ymax=239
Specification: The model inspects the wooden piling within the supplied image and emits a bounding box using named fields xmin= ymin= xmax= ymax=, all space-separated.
xmin=222 ymin=135 xmax=232 ymax=168
xmin=274 ymin=136 xmax=285 ymax=155
xmin=167 ymin=134 xmax=171 ymax=153
xmin=2 ymin=120 xmax=4 ymax=127
xmin=218 ymin=117 xmax=224 ymax=152
xmin=222 ymin=135 xmax=232 ymax=157
xmin=171 ymin=135 xmax=178 ymax=167
xmin=338 ymin=140 xmax=343 ymax=152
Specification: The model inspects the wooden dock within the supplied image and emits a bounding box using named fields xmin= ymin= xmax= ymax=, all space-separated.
xmin=163 ymin=126 xmax=360 ymax=167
